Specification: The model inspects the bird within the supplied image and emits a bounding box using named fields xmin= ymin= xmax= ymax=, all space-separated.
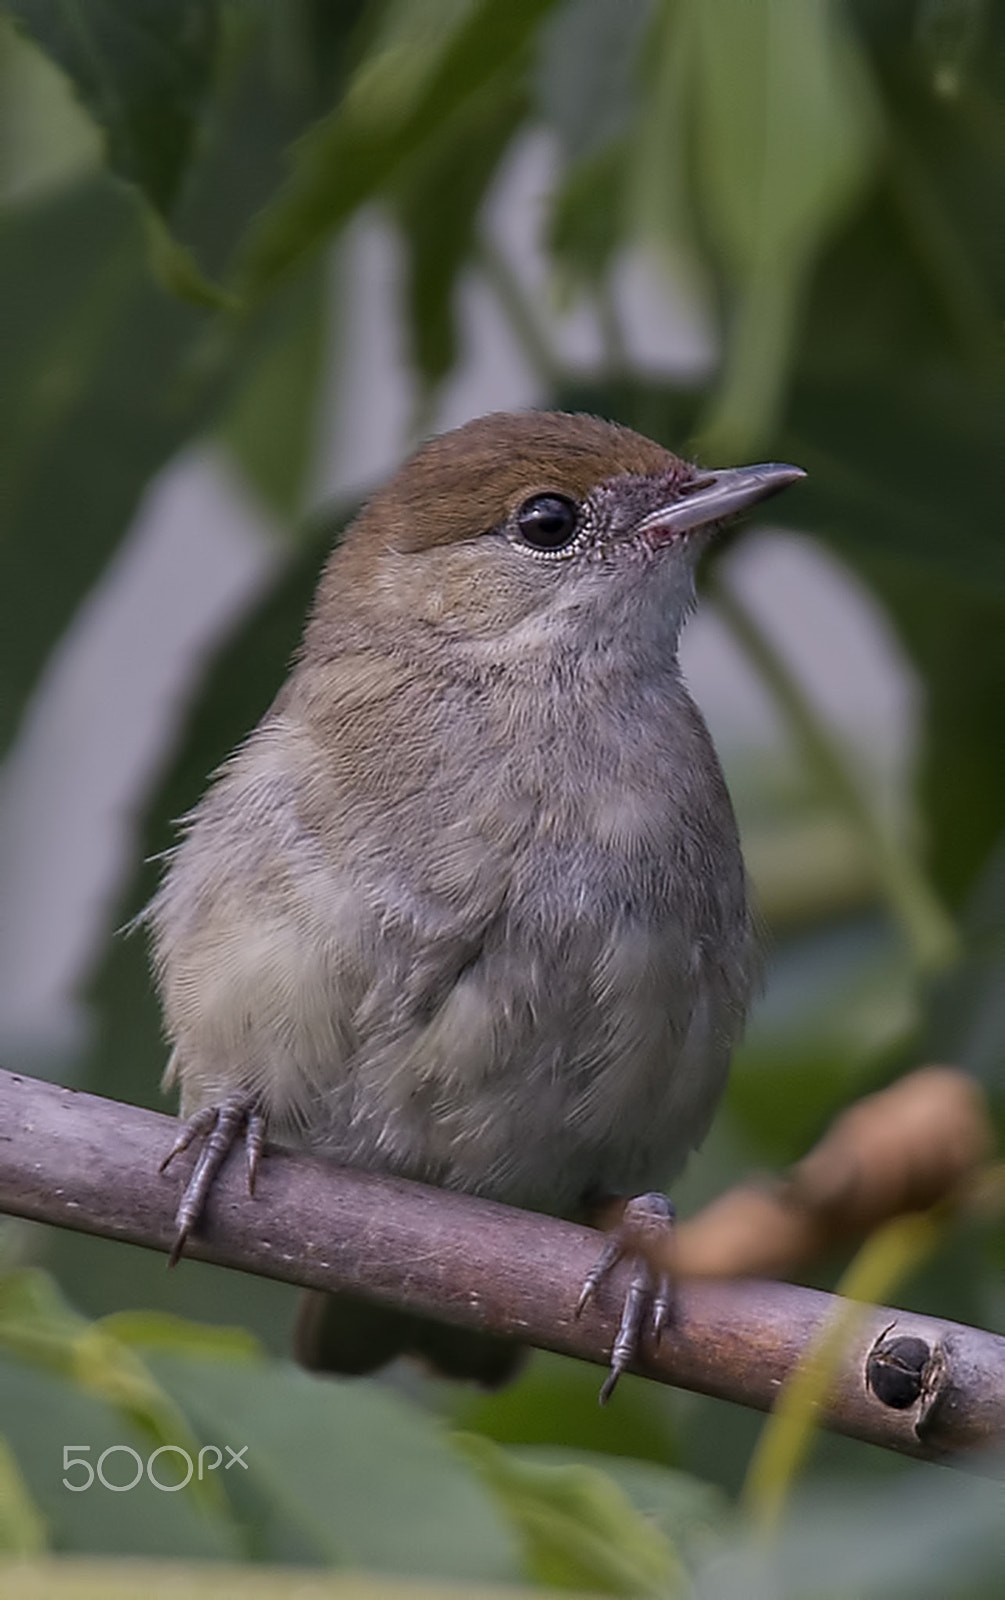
xmin=147 ymin=410 xmax=804 ymax=1397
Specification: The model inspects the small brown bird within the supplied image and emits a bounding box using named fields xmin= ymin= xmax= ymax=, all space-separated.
xmin=149 ymin=411 xmax=803 ymax=1395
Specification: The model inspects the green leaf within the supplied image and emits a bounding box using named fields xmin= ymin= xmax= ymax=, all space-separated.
xmin=859 ymin=0 xmax=1004 ymax=361
xmin=926 ymin=838 xmax=1005 ymax=1089
xmin=533 ymin=0 xmax=652 ymax=163
xmin=455 ymin=1432 xmax=681 ymax=1595
xmin=143 ymin=205 xmax=236 ymax=310
xmin=779 ymin=376 xmax=1004 ymax=595
xmin=513 ymin=1446 xmax=730 ymax=1572
xmin=0 ymin=1268 xmax=225 ymax=1508
xmin=769 ymin=6 xmax=1005 ymax=907
xmin=0 ymin=1433 xmax=47 ymax=1554
xmin=454 ymin=1349 xmax=682 ymax=1467
xmin=548 ymin=138 xmax=629 ymax=290
xmin=393 ymin=75 xmax=525 ymax=389
xmin=234 ymin=0 xmax=559 ymax=302
xmin=0 ymin=8 xmax=353 ymax=763
xmin=220 ymin=257 xmax=328 ymax=516
xmin=0 ymin=1555 xmax=579 ymax=1597
xmin=0 ymin=177 xmax=234 ymax=761
xmin=686 ymin=0 xmax=879 ymax=454
xmin=864 ymin=568 xmax=1005 ymax=908
xmin=628 ymin=0 xmax=701 ymax=271
xmin=97 ymin=1311 xmax=261 ymax=1362
xmin=43 ymin=1230 xmax=300 ymax=1365
xmin=0 ymin=1353 xmax=240 ymax=1559
xmin=5 ymin=0 xmax=220 ymax=216
xmin=150 ymin=1356 xmax=521 ymax=1580
xmin=775 ymin=373 xmax=1004 ymax=905
xmin=690 ymin=0 xmax=877 ymax=278
xmin=728 ymin=915 xmax=917 ymax=1161
xmin=696 ymin=1471 xmax=1005 ymax=1599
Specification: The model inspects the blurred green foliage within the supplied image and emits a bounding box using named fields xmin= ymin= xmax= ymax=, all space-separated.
xmin=0 ymin=0 xmax=1003 ymax=1592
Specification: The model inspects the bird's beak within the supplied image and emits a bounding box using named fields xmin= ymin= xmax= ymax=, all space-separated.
xmin=636 ymin=462 xmax=806 ymax=542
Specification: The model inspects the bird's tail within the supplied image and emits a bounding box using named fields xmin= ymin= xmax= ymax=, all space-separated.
xmin=293 ymin=1289 xmax=525 ymax=1388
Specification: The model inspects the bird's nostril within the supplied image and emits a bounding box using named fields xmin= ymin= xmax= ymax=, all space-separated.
xmin=676 ymin=475 xmax=716 ymax=498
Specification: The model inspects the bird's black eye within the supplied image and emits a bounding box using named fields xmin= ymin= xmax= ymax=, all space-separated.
xmin=515 ymin=493 xmax=579 ymax=552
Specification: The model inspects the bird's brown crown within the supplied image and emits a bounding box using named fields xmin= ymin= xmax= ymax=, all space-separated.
xmin=342 ymin=411 xmax=681 ymax=555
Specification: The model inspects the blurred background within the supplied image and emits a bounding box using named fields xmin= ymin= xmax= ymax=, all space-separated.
xmin=0 ymin=1 xmax=1003 ymax=1592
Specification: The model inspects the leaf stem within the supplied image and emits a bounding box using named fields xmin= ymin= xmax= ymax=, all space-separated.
xmin=741 ymin=1207 xmax=946 ymax=1535
xmin=707 ymin=567 xmax=960 ymax=973
xmin=474 ymin=234 xmax=568 ymax=393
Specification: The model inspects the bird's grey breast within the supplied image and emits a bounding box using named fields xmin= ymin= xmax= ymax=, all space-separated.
xmin=290 ymin=640 xmax=754 ymax=1213
xmin=152 ymin=640 xmax=753 ymax=1217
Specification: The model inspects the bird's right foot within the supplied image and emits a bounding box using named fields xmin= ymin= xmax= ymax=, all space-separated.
xmin=159 ymin=1092 xmax=265 ymax=1265
xmin=576 ymin=1191 xmax=676 ymax=1403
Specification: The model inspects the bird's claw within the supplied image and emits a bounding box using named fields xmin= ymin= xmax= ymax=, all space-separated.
xmin=575 ymin=1192 xmax=676 ymax=1404
xmin=161 ymin=1092 xmax=265 ymax=1265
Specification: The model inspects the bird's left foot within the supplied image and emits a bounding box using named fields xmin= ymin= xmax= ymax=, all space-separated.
xmin=576 ymin=1192 xmax=675 ymax=1404
xmin=159 ymin=1092 xmax=265 ymax=1265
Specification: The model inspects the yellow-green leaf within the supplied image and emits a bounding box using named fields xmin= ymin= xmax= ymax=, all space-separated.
xmin=454 ymin=1432 xmax=681 ymax=1595
xmin=0 ymin=1270 xmax=228 ymax=1509
xmin=0 ymin=1435 xmax=47 ymax=1555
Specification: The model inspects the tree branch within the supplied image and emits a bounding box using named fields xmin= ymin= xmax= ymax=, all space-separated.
xmin=1 ymin=1066 xmax=1003 ymax=1467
